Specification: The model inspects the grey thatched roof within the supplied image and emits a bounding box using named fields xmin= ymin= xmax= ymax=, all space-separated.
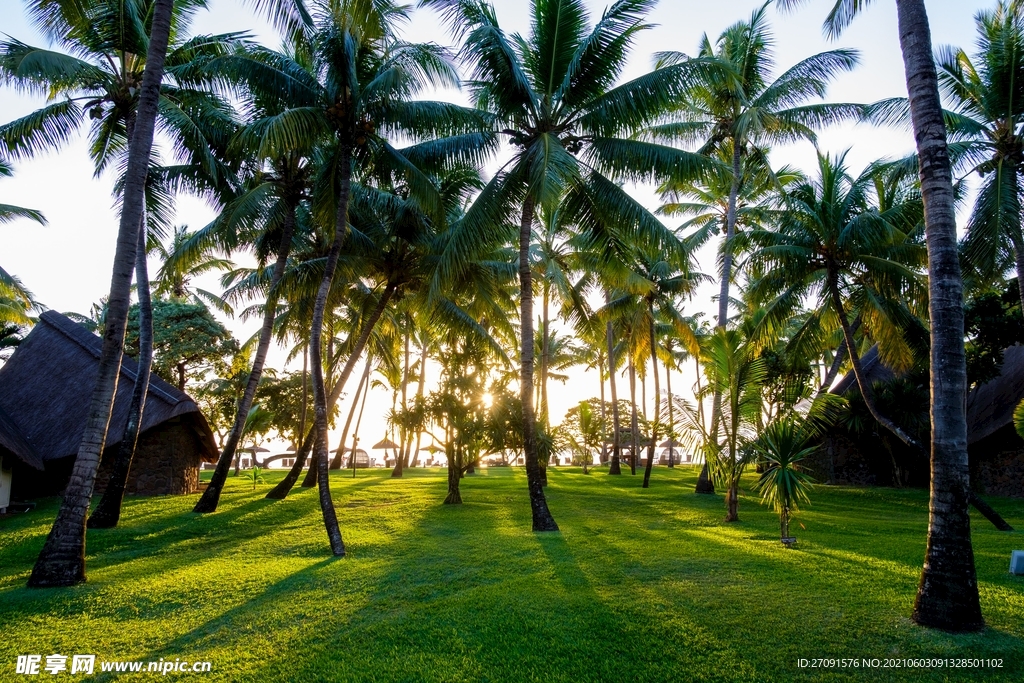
xmin=829 ymin=342 xmax=1024 ymax=446
xmin=0 ymin=311 xmax=218 ymax=463
xmin=830 ymin=345 xmax=895 ymax=396
xmin=967 ymin=344 xmax=1024 ymax=445
xmin=0 ymin=402 xmax=43 ymax=470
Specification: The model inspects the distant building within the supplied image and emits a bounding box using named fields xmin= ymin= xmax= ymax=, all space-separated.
xmin=0 ymin=311 xmax=218 ymax=502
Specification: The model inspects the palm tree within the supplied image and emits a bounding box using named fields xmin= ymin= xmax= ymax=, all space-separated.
xmin=151 ymin=225 xmax=235 ymax=315
xmin=426 ymin=0 xmax=719 ymax=530
xmin=3 ymin=0 xmax=239 ymax=535
xmin=677 ymin=328 xmax=765 ymax=521
xmin=0 ymin=159 xmax=45 ymax=327
xmin=935 ymin=2 xmax=1024 ymax=306
xmin=779 ymin=0 xmax=984 ymax=632
xmin=650 ymin=3 xmax=859 ymax=493
xmin=753 ymin=417 xmax=816 ymax=541
xmin=20 ymin=0 xmax=176 ymax=587
xmin=747 ymin=151 xmax=928 ymax=443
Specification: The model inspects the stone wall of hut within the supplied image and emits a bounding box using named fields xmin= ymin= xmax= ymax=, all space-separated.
xmin=807 ymin=430 xmax=1024 ymax=499
xmin=94 ymin=418 xmax=203 ymax=496
xmin=969 ymin=426 xmax=1024 ymax=499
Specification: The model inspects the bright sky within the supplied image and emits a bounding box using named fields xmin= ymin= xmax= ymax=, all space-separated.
xmin=0 ymin=0 xmax=994 ymax=457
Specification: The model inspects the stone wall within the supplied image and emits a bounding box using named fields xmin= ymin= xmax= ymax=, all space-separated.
xmin=970 ymin=425 xmax=1024 ymax=498
xmin=95 ymin=418 xmax=203 ymax=496
xmin=807 ymin=428 xmax=1024 ymax=499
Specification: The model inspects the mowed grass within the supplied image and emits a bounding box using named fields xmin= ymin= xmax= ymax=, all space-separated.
xmin=0 ymin=466 xmax=1022 ymax=682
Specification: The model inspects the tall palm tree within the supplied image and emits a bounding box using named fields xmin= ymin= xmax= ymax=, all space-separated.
xmin=3 ymin=0 xmax=241 ymax=532
xmin=651 ymin=3 xmax=859 ymax=493
xmin=17 ymin=0 xmax=176 ymax=587
xmin=936 ymin=1 xmax=1024 ymax=306
xmin=780 ymin=0 xmax=984 ymax=632
xmin=747 ymin=151 xmax=928 ymax=444
xmin=425 ymin=0 xmax=719 ymax=530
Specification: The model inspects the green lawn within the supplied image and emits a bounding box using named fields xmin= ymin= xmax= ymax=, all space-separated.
xmin=0 ymin=466 xmax=1022 ymax=682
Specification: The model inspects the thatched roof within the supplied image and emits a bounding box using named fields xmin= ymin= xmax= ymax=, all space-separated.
xmin=829 ymin=342 xmax=1024 ymax=446
xmin=0 ymin=402 xmax=43 ymax=470
xmin=0 ymin=311 xmax=218 ymax=463
xmin=830 ymin=345 xmax=895 ymax=396
xmin=967 ymin=344 xmax=1024 ymax=445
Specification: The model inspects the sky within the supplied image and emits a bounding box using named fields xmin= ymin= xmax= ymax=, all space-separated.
xmin=0 ymin=0 xmax=997 ymax=459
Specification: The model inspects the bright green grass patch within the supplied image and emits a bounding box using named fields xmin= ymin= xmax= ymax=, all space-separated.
xmin=0 ymin=467 xmax=1022 ymax=682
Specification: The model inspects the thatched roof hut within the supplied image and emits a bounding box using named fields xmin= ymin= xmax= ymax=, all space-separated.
xmin=815 ymin=343 xmax=1024 ymax=497
xmin=966 ymin=345 xmax=1024 ymax=497
xmin=0 ymin=311 xmax=218 ymax=499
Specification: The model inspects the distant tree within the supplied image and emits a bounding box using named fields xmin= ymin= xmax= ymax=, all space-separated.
xmin=125 ymin=299 xmax=237 ymax=391
xmin=555 ymin=400 xmax=604 ymax=473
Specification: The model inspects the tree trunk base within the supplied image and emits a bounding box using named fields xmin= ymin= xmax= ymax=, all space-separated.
xmin=85 ymin=509 xmax=119 ymax=529
xmin=695 ymin=462 xmax=715 ymax=494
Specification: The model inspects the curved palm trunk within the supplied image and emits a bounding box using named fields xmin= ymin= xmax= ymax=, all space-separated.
xmin=829 ymin=281 xmax=922 ymax=449
xmin=412 ymin=336 xmax=427 ymax=467
xmin=628 ymin=355 xmax=639 ymax=476
xmin=350 ymin=371 xmax=371 ymax=478
xmin=193 ymin=205 xmax=298 ymax=513
xmin=666 ymin=357 xmax=675 ymax=468
xmin=895 ymin=0 xmax=982 ymax=632
xmin=330 ymin=357 xmax=369 ymax=471
xmin=308 ymin=146 xmax=353 ymax=557
xmin=643 ymin=319 xmax=661 ymax=488
xmin=518 ymin=198 xmax=558 ymax=531
xmin=606 ymin=318 xmax=622 ymax=475
xmin=817 ymin=316 xmax=860 ymax=397
xmin=698 ymin=144 xmax=743 ymax=496
xmin=88 ymin=216 xmax=154 ymax=529
xmin=266 ymin=282 xmax=397 ymax=500
xmin=28 ymin=0 xmax=173 ymax=587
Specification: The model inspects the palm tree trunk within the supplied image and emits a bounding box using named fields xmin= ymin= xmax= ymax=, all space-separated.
xmin=698 ymin=144 xmax=744 ymax=497
xmin=817 ymin=316 xmax=861 ymax=396
xmin=266 ymin=282 xmax=397 ymax=500
xmin=606 ymin=315 xmax=622 ymax=475
xmin=598 ymin=348 xmax=607 ymax=464
xmin=643 ymin=318 xmax=661 ymax=488
xmin=400 ymin=317 xmax=412 ymax=466
xmin=87 ymin=215 xmax=154 ymax=529
xmin=518 ymin=198 xmax=558 ymax=531
xmin=895 ymin=0 xmax=982 ymax=631
xmin=351 ymin=370 xmax=370 ymax=478
xmin=1010 ymin=228 xmax=1024 ymax=310
xmin=193 ymin=204 xmax=297 ymax=513
xmin=308 ymin=145 xmax=352 ymax=557
xmin=28 ymin=0 xmax=174 ymax=587
xmin=628 ymin=355 xmax=638 ymax=476
xmin=412 ymin=335 xmax=427 ymax=467
xmin=666 ymin=352 xmax=675 ymax=468
xmin=329 ymin=356 xmax=369 ymax=471
xmin=541 ymin=281 xmax=550 ymax=427
xmin=298 ymin=343 xmax=308 ymax=450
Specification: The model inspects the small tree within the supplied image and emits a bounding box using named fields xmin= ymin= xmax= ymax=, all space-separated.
xmin=753 ymin=418 xmax=816 ymax=543
xmin=555 ymin=400 xmax=605 ymax=474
